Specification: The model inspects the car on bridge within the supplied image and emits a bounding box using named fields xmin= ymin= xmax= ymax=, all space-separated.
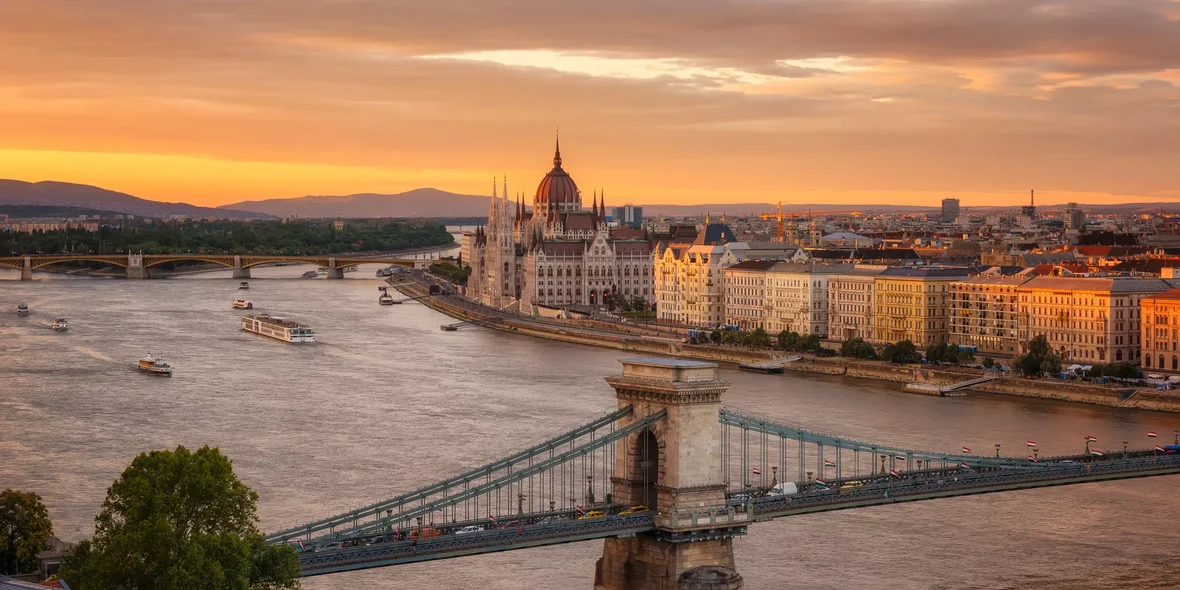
xmin=578 ymin=510 xmax=605 ymax=520
xmin=409 ymin=528 xmax=439 ymax=541
xmin=455 ymin=526 xmax=485 ymax=535
xmin=618 ymin=505 xmax=649 ymax=516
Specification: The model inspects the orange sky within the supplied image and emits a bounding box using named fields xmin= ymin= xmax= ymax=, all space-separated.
xmin=2 ymin=0 xmax=1179 ymax=208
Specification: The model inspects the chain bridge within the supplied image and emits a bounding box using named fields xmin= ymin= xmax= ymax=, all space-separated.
xmin=267 ymin=358 xmax=1180 ymax=590
xmin=0 ymin=253 xmax=431 ymax=280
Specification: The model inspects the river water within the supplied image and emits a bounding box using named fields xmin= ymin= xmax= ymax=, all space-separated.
xmin=3 ymin=267 xmax=1180 ymax=589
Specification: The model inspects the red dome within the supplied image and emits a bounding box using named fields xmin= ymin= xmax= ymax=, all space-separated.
xmin=535 ymin=138 xmax=580 ymax=208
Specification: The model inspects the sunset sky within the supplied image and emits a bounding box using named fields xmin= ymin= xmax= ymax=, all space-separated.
xmin=2 ymin=0 xmax=1179 ymax=208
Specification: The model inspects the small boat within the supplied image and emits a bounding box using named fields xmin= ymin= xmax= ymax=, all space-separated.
xmin=341 ymin=265 xmax=358 ymax=273
xmin=301 ymin=270 xmax=318 ymax=279
xmin=51 ymin=318 xmax=69 ymax=331
xmin=137 ymin=353 xmax=173 ymax=377
xmin=239 ymin=281 xmax=249 ymax=290
xmin=379 ymin=293 xmax=396 ymax=306
xmin=16 ymin=303 xmax=30 ymax=316
xmin=232 ymin=299 xmax=254 ymax=310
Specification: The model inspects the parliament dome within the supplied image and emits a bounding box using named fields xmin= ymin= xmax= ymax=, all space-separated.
xmin=534 ymin=138 xmax=581 ymax=210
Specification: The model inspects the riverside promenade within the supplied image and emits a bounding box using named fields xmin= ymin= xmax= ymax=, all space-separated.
xmin=394 ymin=274 xmax=1180 ymax=414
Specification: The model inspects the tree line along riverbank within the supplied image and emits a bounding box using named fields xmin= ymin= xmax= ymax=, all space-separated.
xmin=394 ymin=278 xmax=1180 ymax=414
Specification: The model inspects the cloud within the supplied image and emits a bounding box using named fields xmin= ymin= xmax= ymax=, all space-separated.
xmin=0 ymin=0 xmax=1177 ymax=206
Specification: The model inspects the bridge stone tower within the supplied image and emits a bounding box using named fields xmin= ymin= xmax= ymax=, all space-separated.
xmin=595 ymin=358 xmax=745 ymax=590
xmin=232 ymin=255 xmax=251 ymax=279
xmin=126 ymin=253 xmax=147 ymax=279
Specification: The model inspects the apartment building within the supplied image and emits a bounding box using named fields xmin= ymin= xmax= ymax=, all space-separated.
xmin=1017 ymin=276 xmax=1169 ymax=364
xmin=872 ymin=267 xmax=972 ymax=347
xmin=949 ymin=275 xmax=1032 ymax=358
xmin=1142 ymin=289 xmax=1180 ymax=372
xmin=763 ymin=263 xmax=850 ymax=336
xmin=723 ymin=260 xmax=777 ymax=330
xmin=653 ymin=224 xmax=738 ymax=326
xmin=827 ymin=265 xmax=886 ymax=342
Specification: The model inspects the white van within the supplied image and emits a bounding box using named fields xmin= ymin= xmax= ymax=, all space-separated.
xmin=766 ymin=482 xmax=798 ymax=497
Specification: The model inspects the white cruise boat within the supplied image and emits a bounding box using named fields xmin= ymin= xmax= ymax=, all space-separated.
xmin=241 ymin=313 xmax=315 ymax=343
xmin=239 ymin=281 xmax=249 ymax=290
xmin=51 ymin=318 xmax=69 ymax=331
xmin=16 ymin=303 xmax=30 ymax=316
xmin=138 ymin=353 xmax=173 ymax=376
xmin=232 ymin=299 xmax=254 ymax=310
xmin=379 ymin=292 xmax=396 ymax=305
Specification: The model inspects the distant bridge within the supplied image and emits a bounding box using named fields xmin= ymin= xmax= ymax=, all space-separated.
xmin=0 ymin=254 xmax=435 ymax=280
xmin=267 ymin=358 xmax=1180 ymax=588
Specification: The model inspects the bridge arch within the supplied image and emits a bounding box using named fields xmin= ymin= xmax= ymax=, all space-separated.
xmin=141 ymin=257 xmax=236 ymax=269
xmin=627 ymin=427 xmax=665 ymax=509
xmin=30 ymin=257 xmax=128 ymax=269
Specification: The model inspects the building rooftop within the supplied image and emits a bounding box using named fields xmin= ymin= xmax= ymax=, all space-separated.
xmin=725 ymin=260 xmax=778 ymax=271
xmin=880 ymin=266 xmax=973 ymax=278
xmin=1144 ymin=289 xmax=1180 ymax=301
xmin=1021 ymin=276 xmax=1172 ymax=292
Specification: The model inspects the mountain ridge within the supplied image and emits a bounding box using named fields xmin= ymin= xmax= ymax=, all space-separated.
xmin=0 ymin=180 xmax=267 ymax=219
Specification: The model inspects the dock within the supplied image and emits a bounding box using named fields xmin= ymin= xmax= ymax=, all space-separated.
xmin=903 ymin=374 xmax=1002 ymax=396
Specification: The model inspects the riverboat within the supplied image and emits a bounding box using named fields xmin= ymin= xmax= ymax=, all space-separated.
xmin=239 ymin=281 xmax=249 ymax=290
xmin=51 ymin=318 xmax=69 ymax=331
xmin=232 ymin=299 xmax=253 ymax=310
xmin=137 ymin=353 xmax=173 ymax=376
xmin=379 ymin=292 xmax=396 ymax=305
xmin=301 ymin=270 xmax=318 ymax=279
xmin=241 ymin=313 xmax=315 ymax=343
xmin=16 ymin=303 xmax=29 ymax=316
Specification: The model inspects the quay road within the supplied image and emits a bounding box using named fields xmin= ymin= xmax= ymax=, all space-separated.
xmin=295 ymin=452 xmax=1180 ymax=576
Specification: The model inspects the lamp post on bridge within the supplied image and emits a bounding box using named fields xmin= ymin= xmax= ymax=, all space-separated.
xmin=995 ymin=443 xmax=1001 ymax=458
xmin=587 ymin=475 xmax=595 ymax=506
xmin=1123 ymin=440 xmax=1129 ymax=459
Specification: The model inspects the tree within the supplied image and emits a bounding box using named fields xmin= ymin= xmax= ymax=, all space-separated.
xmin=1 ymin=489 xmax=53 ymax=575
xmin=1102 ymin=362 xmax=1139 ymax=379
xmin=748 ymin=327 xmax=771 ymax=348
xmin=840 ymin=337 xmax=877 ymax=360
xmin=925 ymin=343 xmax=947 ymax=363
xmin=59 ymin=446 xmax=299 ymax=590
xmin=881 ymin=340 xmax=922 ymax=364
xmin=982 ymin=357 xmax=996 ymax=369
xmin=1015 ymin=335 xmax=1062 ymax=377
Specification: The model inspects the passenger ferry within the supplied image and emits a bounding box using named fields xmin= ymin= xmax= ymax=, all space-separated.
xmin=239 ymin=281 xmax=249 ymax=290
xmin=16 ymin=303 xmax=30 ymax=316
xmin=379 ymin=292 xmax=396 ymax=305
xmin=232 ymin=299 xmax=253 ymax=310
xmin=241 ymin=313 xmax=315 ymax=343
xmin=138 ymin=353 xmax=173 ymax=376
xmin=51 ymin=318 xmax=69 ymax=331
xmin=301 ymin=270 xmax=318 ymax=279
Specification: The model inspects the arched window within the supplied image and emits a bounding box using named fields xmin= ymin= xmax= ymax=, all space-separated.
xmin=1173 ymin=355 xmax=1177 ymax=371
xmin=1116 ymin=349 xmax=1123 ymax=361
xmin=1160 ymin=355 xmax=1166 ymax=369
xmin=557 ymin=268 xmax=562 ymax=277
xmin=1146 ymin=355 xmax=1152 ymax=368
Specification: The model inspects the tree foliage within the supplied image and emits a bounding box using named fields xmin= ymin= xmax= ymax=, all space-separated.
xmin=1 ymin=489 xmax=53 ymax=575
xmin=429 ymin=259 xmax=471 ymax=285
xmin=982 ymin=357 xmax=996 ymax=369
xmin=840 ymin=337 xmax=877 ymax=360
xmin=925 ymin=343 xmax=975 ymax=366
xmin=1014 ymin=335 xmax=1062 ymax=377
xmin=775 ymin=331 xmax=824 ymax=353
xmin=1 ymin=219 xmax=452 ymax=257
xmin=60 ymin=445 xmax=299 ymax=590
xmin=881 ymin=340 xmax=922 ymax=364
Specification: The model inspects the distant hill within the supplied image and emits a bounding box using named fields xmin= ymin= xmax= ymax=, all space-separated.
xmin=0 ymin=180 xmax=267 ymax=219
xmin=638 ymin=203 xmax=938 ymax=216
xmin=0 ymin=204 xmax=124 ymax=218
xmin=220 ymin=188 xmax=491 ymax=218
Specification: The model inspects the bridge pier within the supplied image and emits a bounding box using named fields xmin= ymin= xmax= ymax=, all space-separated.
xmin=232 ymin=256 xmax=251 ymax=279
xmin=595 ymin=359 xmax=744 ymax=590
xmin=21 ymin=256 xmax=32 ymax=281
xmin=126 ymin=254 xmax=147 ymax=279
xmin=326 ymin=258 xmax=343 ymax=279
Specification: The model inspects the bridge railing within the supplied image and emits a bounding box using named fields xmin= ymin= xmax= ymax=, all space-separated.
xmin=266 ymin=405 xmax=634 ymax=543
xmin=310 ymin=410 xmax=668 ymax=546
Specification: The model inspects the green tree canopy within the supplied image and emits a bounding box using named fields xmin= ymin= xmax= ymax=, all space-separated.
xmin=1 ymin=489 xmax=53 ymax=575
xmin=60 ymin=445 xmax=299 ymax=590
xmin=1015 ymin=335 xmax=1062 ymax=377
xmin=840 ymin=337 xmax=877 ymax=360
xmin=881 ymin=340 xmax=922 ymax=364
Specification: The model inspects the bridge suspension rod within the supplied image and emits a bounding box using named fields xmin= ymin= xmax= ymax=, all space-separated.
xmin=267 ymin=406 xmax=634 ymax=542
xmin=307 ymin=410 xmax=667 ymax=545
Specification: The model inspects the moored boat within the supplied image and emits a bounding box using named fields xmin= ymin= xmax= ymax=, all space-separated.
xmin=232 ymin=299 xmax=254 ymax=310
xmin=137 ymin=353 xmax=173 ymax=376
xmin=16 ymin=303 xmax=30 ymax=316
xmin=241 ymin=313 xmax=315 ymax=343
xmin=51 ymin=318 xmax=69 ymax=331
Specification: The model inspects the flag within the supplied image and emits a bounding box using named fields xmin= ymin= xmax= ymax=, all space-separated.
xmin=297 ymin=540 xmax=306 ymax=552
xmin=959 ymin=462 xmax=970 ymax=468
xmin=889 ymin=469 xmax=899 ymax=477
xmin=1149 ymin=431 xmax=1158 ymax=438
xmin=751 ymin=467 xmax=762 ymax=475
xmin=1090 ymin=450 xmax=1104 ymax=456
xmin=1155 ymin=445 xmax=1165 ymax=452
xmin=814 ymin=478 xmax=826 ymax=486
xmin=1026 ymin=440 xmax=1037 ymax=447
xmin=1028 ymin=455 xmax=1038 ymax=462
xmin=1086 ymin=436 xmax=1098 ymax=442
xmin=575 ymin=505 xmax=584 ymax=514
xmin=824 ymin=459 xmax=836 ymax=468
xmin=961 ymin=446 xmax=971 ymax=454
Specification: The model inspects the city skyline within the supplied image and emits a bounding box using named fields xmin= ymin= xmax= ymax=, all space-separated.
xmin=2 ymin=0 xmax=1179 ymax=207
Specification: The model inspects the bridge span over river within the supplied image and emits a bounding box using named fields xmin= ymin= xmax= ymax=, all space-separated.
xmin=267 ymin=358 xmax=1180 ymax=589
xmin=0 ymin=253 xmax=431 ymax=280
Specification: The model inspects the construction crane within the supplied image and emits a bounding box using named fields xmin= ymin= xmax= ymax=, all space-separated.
xmin=760 ymin=201 xmax=787 ymax=243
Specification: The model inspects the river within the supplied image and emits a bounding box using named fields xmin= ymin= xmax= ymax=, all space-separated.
xmin=3 ymin=267 xmax=1180 ymax=589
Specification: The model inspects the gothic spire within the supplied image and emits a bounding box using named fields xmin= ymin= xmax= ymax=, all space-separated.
xmin=553 ymin=131 xmax=562 ymax=169
xmin=599 ymin=190 xmax=606 ymax=223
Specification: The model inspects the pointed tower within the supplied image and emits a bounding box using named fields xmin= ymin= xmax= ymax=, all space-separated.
xmin=599 ymin=191 xmax=607 ymax=224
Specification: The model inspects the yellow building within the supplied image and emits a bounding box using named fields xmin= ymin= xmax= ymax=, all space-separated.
xmin=1141 ymin=289 xmax=1180 ymax=372
xmin=1017 ymin=276 xmax=1168 ymax=365
xmin=722 ymin=260 xmax=775 ymax=331
xmin=950 ymin=275 xmax=1031 ymax=358
xmin=872 ymin=267 xmax=971 ymax=347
